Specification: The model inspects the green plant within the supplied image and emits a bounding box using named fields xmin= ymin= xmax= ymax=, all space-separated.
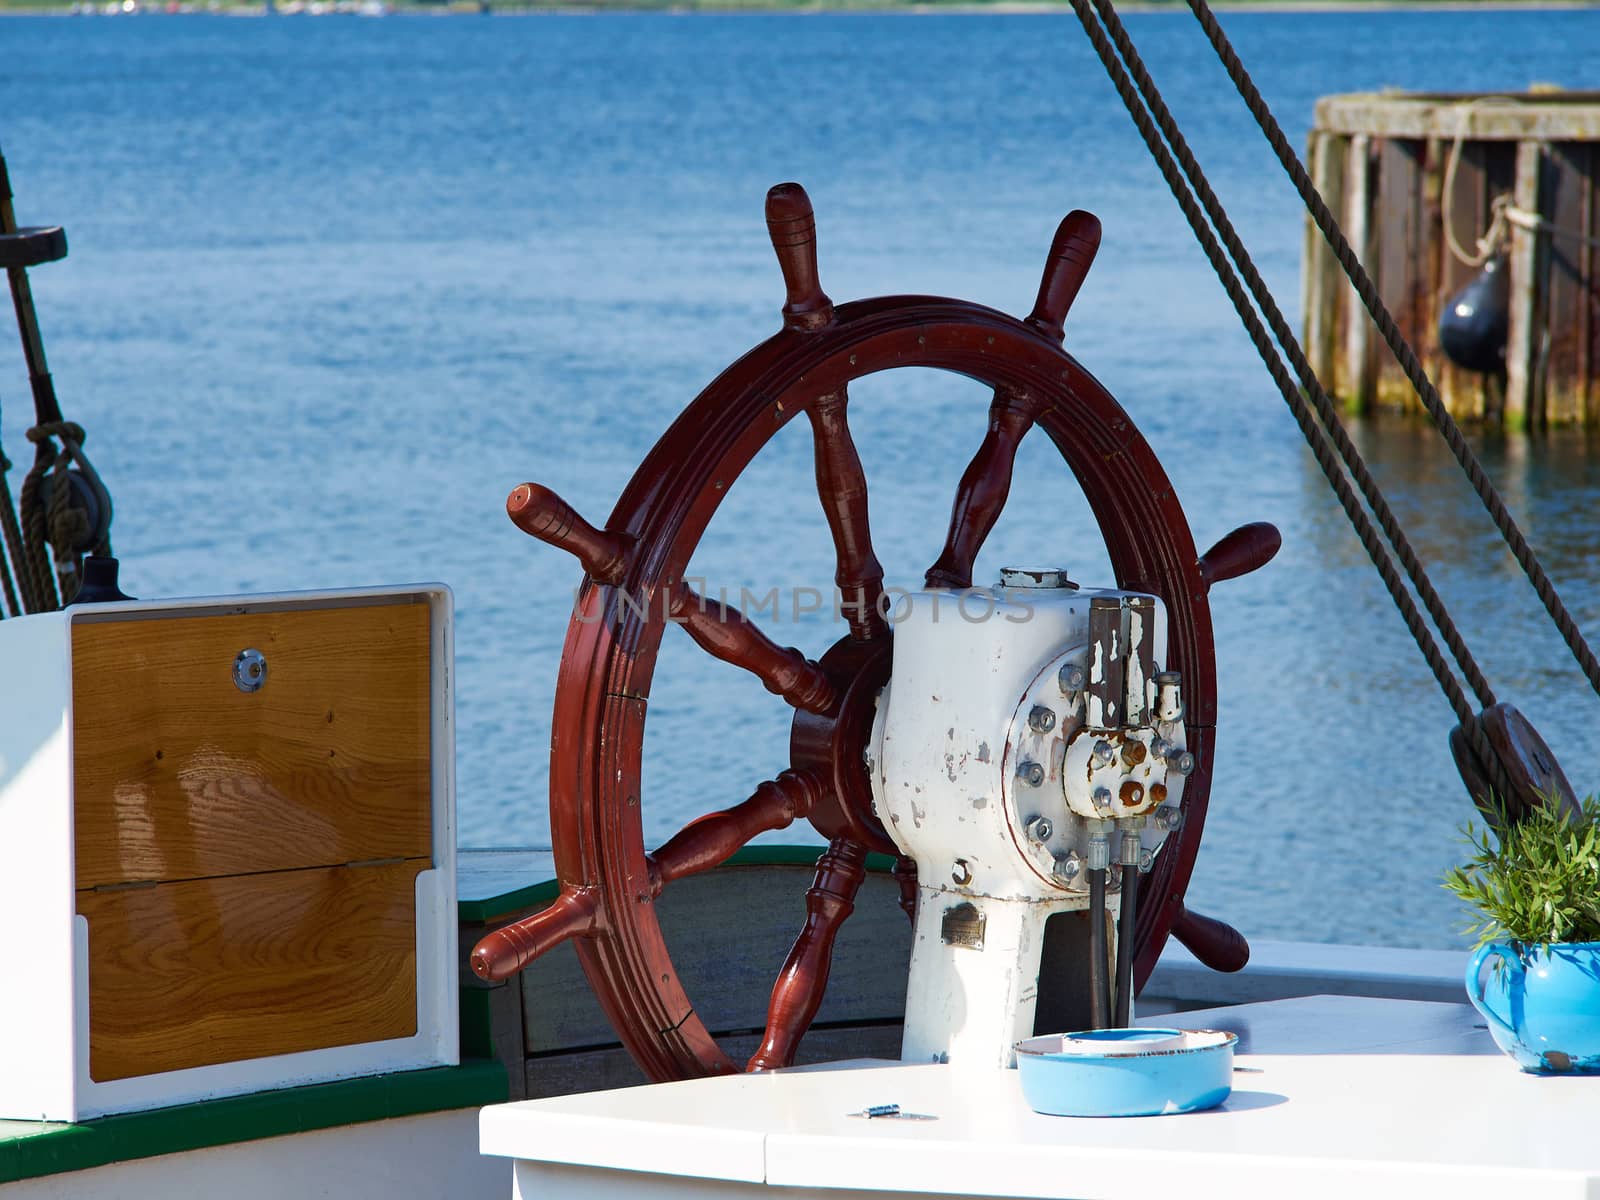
xmin=1442 ymin=794 xmax=1600 ymax=948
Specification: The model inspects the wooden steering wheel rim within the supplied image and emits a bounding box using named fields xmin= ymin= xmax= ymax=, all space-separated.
xmin=547 ymin=293 xmax=1221 ymax=1082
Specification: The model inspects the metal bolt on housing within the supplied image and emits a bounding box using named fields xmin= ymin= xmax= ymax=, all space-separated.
xmin=1025 ymin=815 xmax=1054 ymax=843
xmin=1058 ymin=662 xmax=1086 ymax=695
xmin=1017 ymin=760 xmax=1046 ymax=788
xmin=1028 ymin=705 xmax=1057 ymax=734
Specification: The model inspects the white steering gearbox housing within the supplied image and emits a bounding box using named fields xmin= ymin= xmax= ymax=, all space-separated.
xmin=868 ymin=583 xmax=1185 ymax=1069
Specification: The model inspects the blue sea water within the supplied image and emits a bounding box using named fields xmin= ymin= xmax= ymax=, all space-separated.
xmin=2 ymin=8 xmax=1598 ymax=948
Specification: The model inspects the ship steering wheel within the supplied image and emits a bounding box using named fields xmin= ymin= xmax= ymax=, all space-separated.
xmin=470 ymin=183 xmax=1275 ymax=1082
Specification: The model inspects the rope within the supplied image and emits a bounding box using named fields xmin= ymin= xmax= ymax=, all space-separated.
xmin=20 ymin=420 xmax=99 ymax=608
xmin=1441 ymin=99 xmax=1600 ymax=266
xmin=1067 ymin=0 xmax=1517 ymax=800
xmin=1441 ymin=99 xmax=1522 ymax=267
xmin=17 ymin=457 xmax=57 ymax=612
xmin=1070 ymin=0 xmax=1494 ymax=719
xmin=0 ymin=459 xmax=23 ymax=617
xmin=1184 ymin=0 xmax=1600 ymax=706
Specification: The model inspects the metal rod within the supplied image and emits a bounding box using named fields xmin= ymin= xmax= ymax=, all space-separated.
xmin=0 ymin=148 xmax=63 ymax=426
xmin=1114 ymin=865 xmax=1139 ymax=1027
xmin=1088 ymin=866 xmax=1109 ymax=1030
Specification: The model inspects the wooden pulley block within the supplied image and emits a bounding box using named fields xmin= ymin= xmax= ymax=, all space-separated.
xmin=1451 ymin=702 xmax=1581 ymax=828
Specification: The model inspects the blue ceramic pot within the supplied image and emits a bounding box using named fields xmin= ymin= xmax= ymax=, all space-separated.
xmin=1466 ymin=940 xmax=1600 ymax=1073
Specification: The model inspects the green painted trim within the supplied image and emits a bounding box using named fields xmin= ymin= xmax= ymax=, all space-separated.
xmin=457 ymin=874 xmax=561 ymax=923
xmin=456 ymin=843 xmax=898 ymax=922
xmin=0 ymin=1060 xmax=508 ymax=1186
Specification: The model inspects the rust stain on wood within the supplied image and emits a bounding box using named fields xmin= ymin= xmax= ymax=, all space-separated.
xmin=72 ymin=602 xmax=432 ymax=889
xmin=78 ymin=859 xmax=425 ymax=1081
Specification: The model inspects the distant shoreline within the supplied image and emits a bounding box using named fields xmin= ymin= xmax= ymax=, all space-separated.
xmin=3 ymin=0 xmax=1597 ymax=13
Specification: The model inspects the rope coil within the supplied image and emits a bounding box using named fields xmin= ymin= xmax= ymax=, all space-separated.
xmin=17 ymin=420 xmax=112 ymax=609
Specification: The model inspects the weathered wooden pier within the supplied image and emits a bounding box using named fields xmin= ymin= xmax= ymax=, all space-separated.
xmin=1304 ymin=89 xmax=1600 ymax=430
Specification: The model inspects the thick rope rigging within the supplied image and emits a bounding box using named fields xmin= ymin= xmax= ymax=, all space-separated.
xmin=1181 ymin=0 xmax=1600 ymax=705
xmin=1069 ymin=1 xmax=1491 ymax=719
xmin=1066 ymin=0 xmax=1532 ymax=802
xmin=0 ymin=453 xmax=23 ymax=616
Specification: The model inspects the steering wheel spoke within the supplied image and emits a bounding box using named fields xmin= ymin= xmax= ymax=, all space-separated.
xmin=747 ymin=836 xmax=869 ymax=1072
xmin=891 ymin=855 xmax=918 ymax=925
xmin=925 ymin=387 xmax=1047 ymax=590
xmin=470 ymin=885 xmax=602 ymax=983
xmin=647 ymin=770 xmax=823 ymax=896
xmin=669 ymin=581 xmax=837 ymax=713
xmin=808 ymin=386 xmax=886 ymax=642
xmin=506 ymin=482 xmax=634 ymax=585
xmin=1197 ymin=522 xmax=1281 ymax=590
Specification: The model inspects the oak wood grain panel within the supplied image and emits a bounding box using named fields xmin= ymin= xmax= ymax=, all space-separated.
xmin=79 ymin=859 xmax=425 ymax=1081
xmin=72 ymin=601 xmax=431 ymax=889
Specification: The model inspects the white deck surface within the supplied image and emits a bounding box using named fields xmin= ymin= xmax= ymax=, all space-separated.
xmin=481 ymin=995 xmax=1600 ymax=1199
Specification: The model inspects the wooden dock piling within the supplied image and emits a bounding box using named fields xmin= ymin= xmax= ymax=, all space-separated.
xmin=1304 ymin=89 xmax=1600 ymax=430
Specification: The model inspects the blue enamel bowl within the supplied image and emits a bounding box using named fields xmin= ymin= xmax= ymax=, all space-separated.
xmin=1014 ymin=1028 xmax=1237 ymax=1117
